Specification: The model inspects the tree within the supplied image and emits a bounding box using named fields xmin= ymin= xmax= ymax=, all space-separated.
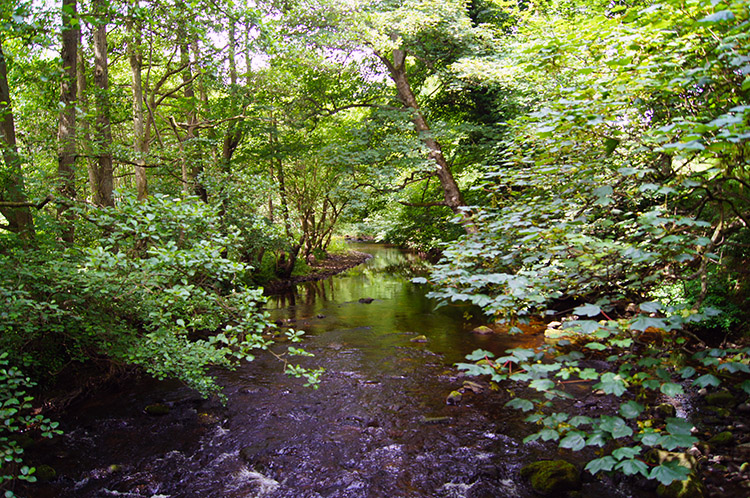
xmin=57 ymin=0 xmax=78 ymax=240
xmin=127 ymin=0 xmax=148 ymax=200
xmin=90 ymin=0 xmax=114 ymax=207
xmin=0 ymin=40 xmax=34 ymax=239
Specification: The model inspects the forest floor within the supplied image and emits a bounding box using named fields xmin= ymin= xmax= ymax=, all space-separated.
xmin=263 ymin=249 xmax=373 ymax=293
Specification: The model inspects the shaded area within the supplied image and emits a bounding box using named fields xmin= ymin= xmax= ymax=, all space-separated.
xmin=20 ymin=244 xmax=642 ymax=498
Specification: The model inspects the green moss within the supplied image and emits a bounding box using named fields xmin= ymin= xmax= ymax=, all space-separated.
xmin=521 ymin=460 xmax=580 ymax=495
xmin=705 ymin=390 xmax=736 ymax=407
xmin=144 ymin=403 xmax=170 ymax=416
xmin=708 ymin=431 xmax=734 ymax=446
xmin=446 ymin=390 xmax=463 ymax=405
xmin=656 ymin=475 xmax=705 ymax=498
xmin=34 ymin=464 xmax=56 ymax=483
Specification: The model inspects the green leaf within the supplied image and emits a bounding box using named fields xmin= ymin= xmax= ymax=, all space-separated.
xmin=574 ymin=304 xmax=601 ymax=317
xmin=569 ymin=415 xmax=593 ymax=427
xmin=679 ymin=366 xmax=696 ymax=379
xmin=718 ymin=362 xmax=750 ymax=374
xmin=616 ymin=458 xmax=649 ymax=477
xmin=539 ymin=428 xmax=560 ymax=441
xmin=649 ymin=461 xmax=691 ymax=485
xmin=529 ymin=379 xmax=555 ymax=391
xmin=630 ymin=316 xmax=666 ymax=332
xmin=584 ymin=342 xmax=607 ymax=351
xmin=666 ymin=417 xmax=693 ymax=436
xmin=697 ymin=10 xmax=735 ymax=23
xmin=692 ymin=374 xmax=720 ymax=388
xmin=599 ymin=415 xmax=633 ymax=438
xmin=585 ymin=456 xmax=617 ymax=474
xmin=506 ymin=398 xmax=534 ymax=412
xmin=560 ymin=432 xmax=586 ymax=451
xmin=619 ymin=401 xmax=644 ymax=419
xmin=465 ymin=349 xmax=495 ymax=361
xmin=660 ymin=383 xmax=684 ymax=397
xmin=594 ymin=372 xmax=628 ymax=396
xmin=612 ymin=446 xmax=642 ymax=460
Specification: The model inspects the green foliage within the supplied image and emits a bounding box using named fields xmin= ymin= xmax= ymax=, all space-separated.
xmin=0 ymin=194 xmax=320 ymax=398
xmin=0 ymin=354 xmax=60 ymax=497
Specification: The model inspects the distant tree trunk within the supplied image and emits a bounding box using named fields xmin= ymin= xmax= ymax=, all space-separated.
xmin=221 ymin=24 xmax=242 ymax=174
xmin=91 ymin=0 xmax=114 ymax=207
xmin=0 ymin=41 xmax=34 ymax=239
xmin=57 ymin=0 xmax=78 ymax=241
xmin=179 ymin=36 xmax=207 ymax=201
xmin=377 ymin=48 xmax=476 ymax=234
xmin=128 ymin=0 xmax=148 ymax=201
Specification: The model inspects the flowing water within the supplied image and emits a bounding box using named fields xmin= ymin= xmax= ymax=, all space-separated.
xmin=23 ymin=244 xmax=642 ymax=498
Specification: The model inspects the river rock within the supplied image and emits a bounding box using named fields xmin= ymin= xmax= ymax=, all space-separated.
xmin=471 ymin=325 xmax=494 ymax=335
xmin=446 ymin=390 xmax=463 ymax=405
xmin=708 ymin=431 xmax=734 ymax=446
xmin=520 ymin=460 xmax=581 ymax=495
xmin=656 ymin=403 xmax=677 ymax=418
xmin=462 ymin=380 xmax=483 ymax=394
xmin=410 ymin=335 xmax=428 ymax=343
xmin=705 ymin=390 xmax=736 ymax=407
xmin=657 ymin=477 xmax=706 ymax=498
xmin=358 ymin=297 xmax=374 ymax=304
xmin=34 ymin=464 xmax=57 ymax=483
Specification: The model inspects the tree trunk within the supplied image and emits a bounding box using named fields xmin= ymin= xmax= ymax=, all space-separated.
xmin=128 ymin=0 xmax=148 ymax=201
xmin=0 ymin=41 xmax=34 ymax=239
xmin=379 ymin=48 xmax=476 ymax=234
xmin=92 ymin=0 xmax=114 ymax=207
xmin=179 ymin=37 xmax=207 ymax=201
xmin=57 ymin=0 xmax=78 ymax=241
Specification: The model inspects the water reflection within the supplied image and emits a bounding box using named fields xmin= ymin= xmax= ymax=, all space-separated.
xmin=267 ymin=243 xmax=542 ymax=366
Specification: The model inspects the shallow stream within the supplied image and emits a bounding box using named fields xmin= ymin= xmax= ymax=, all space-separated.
xmin=24 ymin=244 xmax=644 ymax=498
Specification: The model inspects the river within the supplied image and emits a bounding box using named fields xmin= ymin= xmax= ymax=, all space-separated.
xmin=22 ymin=243 xmax=643 ymax=498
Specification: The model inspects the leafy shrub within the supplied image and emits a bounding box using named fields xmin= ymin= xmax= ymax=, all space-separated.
xmin=0 ymin=193 xmax=318 ymax=398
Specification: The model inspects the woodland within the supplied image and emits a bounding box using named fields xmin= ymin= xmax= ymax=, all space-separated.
xmin=1 ymin=0 xmax=749 ymax=496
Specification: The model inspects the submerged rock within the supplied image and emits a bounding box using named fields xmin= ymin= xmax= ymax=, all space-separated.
xmin=34 ymin=464 xmax=57 ymax=483
xmin=520 ymin=460 xmax=580 ymax=495
xmin=144 ymin=403 xmax=170 ymax=416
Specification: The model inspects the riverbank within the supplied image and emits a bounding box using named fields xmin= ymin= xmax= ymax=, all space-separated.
xmin=263 ymin=249 xmax=373 ymax=293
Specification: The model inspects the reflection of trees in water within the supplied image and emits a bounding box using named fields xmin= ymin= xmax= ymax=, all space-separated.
xmin=271 ymin=278 xmax=335 ymax=310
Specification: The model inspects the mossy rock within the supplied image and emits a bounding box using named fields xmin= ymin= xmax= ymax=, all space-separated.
xmin=446 ymin=390 xmax=463 ymax=405
xmin=471 ymin=325 xmax=494 ymax=335
xmin=520 ymin=460 xmax=581 ymax=495
xmin=704 ymin=390 xmax=736 ymax=407
xmin=705 ymin=406 xmax=730 ymax=418
xmin=144 ymin=403 xmax=170 ymax=416
xmin=656 ymin=475 xmax=706 ymax=498
xmin=708 ymin=431 xmax=734 ymax=446
xmin=656 ymin=403 xmax=677 ymax=418
xmin=34 ymin=464 xmax=57 ymax=483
